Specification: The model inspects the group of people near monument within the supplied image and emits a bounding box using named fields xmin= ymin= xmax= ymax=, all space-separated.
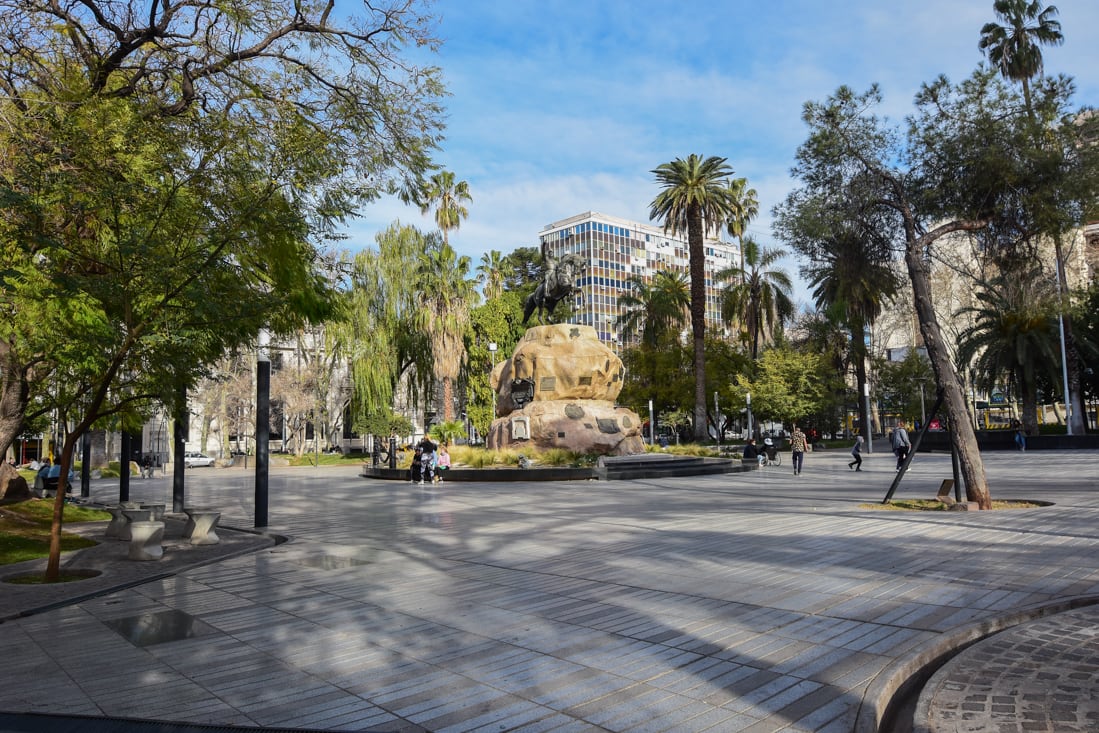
xmin=741 ymin=420 xmax=915 ymax=475
xmin=410 ymin=437 xmax=451 ymax=484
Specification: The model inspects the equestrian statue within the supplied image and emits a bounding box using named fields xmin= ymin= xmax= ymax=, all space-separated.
xmin=522 ymin=252 xmax=586 ymax=325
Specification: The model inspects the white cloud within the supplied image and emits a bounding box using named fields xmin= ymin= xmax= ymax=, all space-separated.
xmin=339 ymin=0 xmax=1099 ymax=305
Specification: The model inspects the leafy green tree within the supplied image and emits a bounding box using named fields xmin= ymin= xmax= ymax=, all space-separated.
xmin=616 ymin=271 xmax=690 ymax=349
xmin=503 ymin=246 xmax=544 ymax=292
xmin=660 ymin=409 xmax=692 ymax=445
xmin=979 ymin=0 xmax=1063 ymax=115
xmin=874 ymin=350 xmax=936 ymax=427
xmin=333 ymin=224 xmax=433 ymax=433
xmin=1072 ymin=284 xmax=1099 ymax=404
xmin=775 ymin=198 xmax=900 ymax=437
xmin=2 ymin=95 xmax=341 ymax=579
xmin=417 ymin=237 xmax=478 ymax=422
xmin=0 ymin=1 xmax=444 ymax=579
xmin=787 ymin=70 xmax=1095 ymax=507
xmin=419 ymin=171 xmax=472 ymax=246
xmin=733 ymin=347 xmax=833 ymax=428
xmin=718 ymin=237 xmax=795 ymax=360
xmin=466 ymin=290 xmax=527 ymax=438
xmin=956 ymin=270 xmax=1062 ymax=435
xmin=618 ymin=340 xmax=694 ymax=423
xmin=650 ymin=154 xmax=736 ymax=440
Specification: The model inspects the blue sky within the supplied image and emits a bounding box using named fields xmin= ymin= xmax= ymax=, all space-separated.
xmin=342 ymin=0 xmax=1099 ymax=305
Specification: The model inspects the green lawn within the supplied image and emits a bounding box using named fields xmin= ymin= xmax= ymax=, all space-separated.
xmin=0 ymin=499 xmax=111 ymax=566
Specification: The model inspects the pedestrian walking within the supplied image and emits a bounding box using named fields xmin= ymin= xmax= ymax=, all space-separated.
xmin=892 ymin=421 xmax=912 ymax=471
xmin=1012 ymin=419 xmax=1026 ymax=452
xmin=410 ymin=446 xmax=423 ymax=484
xmin=790 ymin=425 xmax=808 ymax=476
xmin=417 ymin=436 xmax=436 ymax=485
xmin=848 ymin=435 xmax=864 ymax=471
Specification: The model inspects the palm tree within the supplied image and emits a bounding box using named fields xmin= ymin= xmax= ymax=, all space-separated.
xmin=718 ymin=237 xmax=794 ymax=360
xmin=616 ymin=270 xmax=690 ymax=349
xmin=650 ymin=154 xmax=735 ymax=440
xmin=956 ymin=269 xmax=1061 ymax=436
xmin=419 ymin=170 xmax=472 ymax=246
xmin=477 ymin=249 xmax=513 ymax=301
xmin=417 ymin=236 xmax=478 ymax=422
xmin=725 ymin=177 xmax=759 ymax=280
xmin=979 ymin=1 xmax=1087 ymax=434
xmin=802 ymin=228 xmax=899 ymax=438
xmin=978 ymin=0 xmax=1062 ymax=114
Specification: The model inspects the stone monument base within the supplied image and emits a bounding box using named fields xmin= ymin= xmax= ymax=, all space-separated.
xmin=487 ymin=399 xmax=645 ymax=456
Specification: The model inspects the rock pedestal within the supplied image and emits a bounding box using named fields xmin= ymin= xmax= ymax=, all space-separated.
xmin=487 ymin=325 xmax=644 ymax=456
xmin=0 ymin=463 xmax=30 ymax=501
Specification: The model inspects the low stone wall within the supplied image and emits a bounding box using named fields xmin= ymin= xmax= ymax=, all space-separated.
xmin=918 ymin=431 xmax=1099 ymax=452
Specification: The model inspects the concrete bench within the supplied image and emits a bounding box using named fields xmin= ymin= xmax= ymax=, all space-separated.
xmin=104 ymin=502 xmax=143 ymax=539
xmin=120 ymin=508 xmax=153 ymax=541
xmin=183 ymin=508 xmax=221 ymax=545
xmin=128 ymin=521 xmax=165 ymax=561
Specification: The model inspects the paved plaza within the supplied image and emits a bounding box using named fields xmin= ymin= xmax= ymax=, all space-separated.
xmin=1 ymin=447 xmax=1098 ymax=732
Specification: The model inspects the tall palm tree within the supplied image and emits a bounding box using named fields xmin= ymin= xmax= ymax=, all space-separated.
xmin=802 ymin=228 xmax=899 ymax=437
xmin=477 ymin=249 xmax=513 ymax=301
xmin=978 ymin=1 xmax=1087 ymax=434
xmin=725 ymin=177 xmax=759 ymax=280
xmin=419 ymin=170 xmax=472 ymax=245
xmin=650 ymin=154 xmax=735 ymax=440
xmin=417 ymin=236 xmax=478 ymax=422
xmin=978 ymin=0 xmax=1062 ymax=114
xmin=616 ymin=270 xmax=690 ymax=349
xmin=718 ymin=237 xmax=794 ymax=360
xmin=956 ymin=269 xmax=1061 ymax=436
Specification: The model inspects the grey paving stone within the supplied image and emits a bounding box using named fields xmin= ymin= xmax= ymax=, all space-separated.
xmin=3 ymin=454 xmax=1098 ymax=732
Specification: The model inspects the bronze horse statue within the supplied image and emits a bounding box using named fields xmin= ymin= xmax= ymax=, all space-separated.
xmin=522 ymin=253 xmax=586 ymax=325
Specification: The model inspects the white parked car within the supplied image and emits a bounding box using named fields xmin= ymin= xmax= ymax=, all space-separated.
xmin=183 ymin=452 xmax=215 ymax=467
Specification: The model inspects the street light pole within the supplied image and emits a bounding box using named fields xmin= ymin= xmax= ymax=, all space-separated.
xmin=863 ymin=383 xmax=873 ymax=454
xmin=714 ymin=391 xmax=720 ymax=448
xmin=648 ymin=399 xmax=654 ymax=446
xmin=488 ymin=342 xmax=498 ymax=428
xmin=746 ymin=391 xmax=753 ymax=440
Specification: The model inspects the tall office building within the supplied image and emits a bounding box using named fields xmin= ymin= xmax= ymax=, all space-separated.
xmin=538 ymin=211 xmax=739 ymax=346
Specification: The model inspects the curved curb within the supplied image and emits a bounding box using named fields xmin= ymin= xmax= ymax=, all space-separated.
xmin=1 ymin=523 xmax=286 ymax=623
xmin=854 ymin=594 xmax=1099 ymax=733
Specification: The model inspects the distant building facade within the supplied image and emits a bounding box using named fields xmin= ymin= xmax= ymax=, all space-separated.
xmin=538 ymin=211 xmax=739 ymax=346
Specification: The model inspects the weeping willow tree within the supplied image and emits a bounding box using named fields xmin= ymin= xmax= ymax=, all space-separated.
xmin=331 ymin=224 xmax=435 ymax=435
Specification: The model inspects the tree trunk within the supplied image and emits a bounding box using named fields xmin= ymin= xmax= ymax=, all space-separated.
xmin=0 ymin=344 xmax=29 ymax=459
xmin=904 ymin=240 xmax=991 ymax=508
xmin=852 ymin=321 xmax=869 ymax=439
xmin=687 ymin=206 xmax=708 ymax=441
xmin=46 ymin=429 xmax=80 ymax=581
xmin=442 ymin=376 xmax=454 ymax=422
xmin=1020 ymin=374 xmax=1040 ymax=436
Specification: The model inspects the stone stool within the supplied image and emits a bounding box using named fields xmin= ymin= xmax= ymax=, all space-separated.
xmin=120 ymin=508 xmax=153 ymax=541
xmin=140 ymin=503 xmax=166 ymax=521
xmin=183 ymin=508 xmax=221 ymax=545
xmin=128 ymin=521 xmax=165 ymax=561
xmin=105 ymin=502 xmax=142 ymax=539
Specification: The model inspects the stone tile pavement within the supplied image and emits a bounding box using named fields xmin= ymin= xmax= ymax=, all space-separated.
xmin=0 ymin=447 xmax=1097 ymax=732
